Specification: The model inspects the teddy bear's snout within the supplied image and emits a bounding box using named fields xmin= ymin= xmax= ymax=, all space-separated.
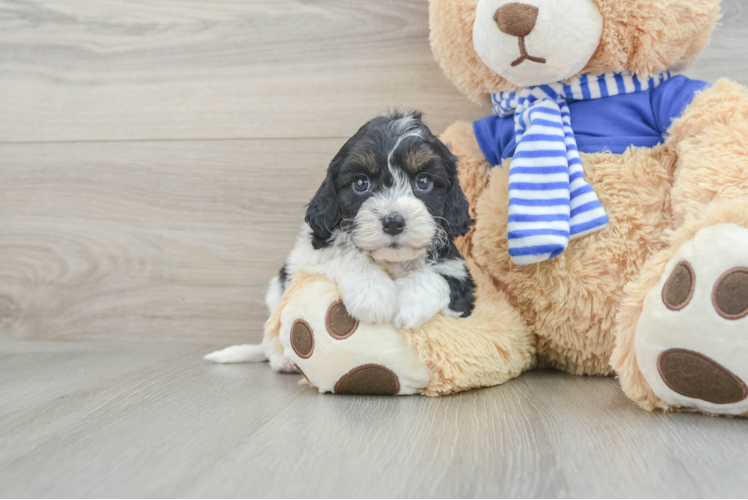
xmin=493 ymin=2 xmax=539 ymax=38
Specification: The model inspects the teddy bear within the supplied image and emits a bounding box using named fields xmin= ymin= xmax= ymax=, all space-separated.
xmin=261 ymin=0 xmax=748 ymax=417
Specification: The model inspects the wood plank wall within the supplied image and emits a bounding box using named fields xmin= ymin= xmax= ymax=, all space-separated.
xmin=1 ymin=0 xmax=745 ymax=344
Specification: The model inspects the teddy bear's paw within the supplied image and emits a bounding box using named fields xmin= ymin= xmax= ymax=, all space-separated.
xmin=635 ymin=224 xmax=748 ymax=415
xmin=278 ymin=279 xmax=430 ymax=395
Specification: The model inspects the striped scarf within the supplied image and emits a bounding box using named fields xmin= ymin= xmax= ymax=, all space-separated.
xmin=493 ymin=71 xmax=672 ymax=266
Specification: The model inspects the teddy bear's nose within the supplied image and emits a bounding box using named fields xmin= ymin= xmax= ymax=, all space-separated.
xmin=493 ymin=2 xmax=540 ymax=38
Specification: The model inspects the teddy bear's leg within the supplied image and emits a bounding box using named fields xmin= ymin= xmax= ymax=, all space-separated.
xmin=273 ymin=265 xmax=533 ymax=396
xmin=612 ymin=81 xmax=748 ymax=415
xmin=407 ymin=258 xmax=536 ymax=396
xmin=276 ymin=271 xmax=432 ymax=395
xmin=440 ymin=121 xmax=493 ymax=255
xmin=612 ymin=198 xmax=748 ymax=416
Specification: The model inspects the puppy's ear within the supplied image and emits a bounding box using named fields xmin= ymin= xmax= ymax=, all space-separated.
xmin=433 ymin=140 xmax=473 ymax=238
xmin=443 ymin=177 xmax=473 ymax=238
xmin=305 ymin=178 xmax=341 ymax=249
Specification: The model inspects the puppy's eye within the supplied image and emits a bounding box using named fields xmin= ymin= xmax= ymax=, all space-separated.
xmin=352 ymin=176 xmax=371 ymax=194
xmin=415 ymin=175 xmax=433 ymax=193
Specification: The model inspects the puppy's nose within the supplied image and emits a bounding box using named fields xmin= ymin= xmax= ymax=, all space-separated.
xmin=494 ymin=2 xmax=539 ymax=38
xmin=382 ymin=214 xmax=405 ymax=236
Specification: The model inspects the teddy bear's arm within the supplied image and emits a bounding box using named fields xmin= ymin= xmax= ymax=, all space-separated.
xmin=612 ymin=79 xmax=748 ymax=415
xmin=666 ymin=79 xmax=748 ymax=225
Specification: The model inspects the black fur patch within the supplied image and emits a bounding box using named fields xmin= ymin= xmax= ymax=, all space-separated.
xmin=305 ymin=178 xmax=340 ymax=249
xmin=278 ymin=265 xmax=289 ymax=291
xmin=427 ymin=242 xmax=476 ymax=318
xmin=443 ymin=273 xmax=476 ymax=318
xmin=427 ymin=240 xmax=463 ymax=263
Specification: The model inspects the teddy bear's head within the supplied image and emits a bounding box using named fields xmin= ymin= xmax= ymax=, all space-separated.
xmin=430 ymin=0 xmax=721 ymax=102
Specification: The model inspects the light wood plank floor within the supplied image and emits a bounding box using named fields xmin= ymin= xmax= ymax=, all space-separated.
xmin=1 ymin=0 xmax=747 ymax=497
xmin=2 ymin=341 xmax=748 ymax=498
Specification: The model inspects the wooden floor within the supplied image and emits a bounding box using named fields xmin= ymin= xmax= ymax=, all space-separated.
xmin=1 ymin=0 xmax=747 ymax=497
xmin=3 ymin=341 xmax=748 ymax=498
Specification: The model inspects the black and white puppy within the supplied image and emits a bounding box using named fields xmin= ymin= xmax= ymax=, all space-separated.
xmin=206 ymin=110 xmax=476 ymax=370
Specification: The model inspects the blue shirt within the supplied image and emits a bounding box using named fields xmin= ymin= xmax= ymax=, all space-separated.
xmin=473 ymin=75 xmax=709 ymax=166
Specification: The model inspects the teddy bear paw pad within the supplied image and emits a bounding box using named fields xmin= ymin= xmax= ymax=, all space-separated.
xmin=290 ymin=320 xmax=314 ymax=359
xmin=635 ymin=224 xmax=748 ymax=415
xmin=326 ymin=301 xmax=359 ymax=339
xmin=713 ymin=268 xmax=748 ymax=320
xmin=658 ymin=349 xmax=747 ymax=405
xmin=334 ymin=364 xmax=400 ymax=395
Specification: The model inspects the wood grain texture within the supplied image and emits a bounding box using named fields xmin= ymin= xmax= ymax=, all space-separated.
xmin=1 ymin=341 xmax=748 ymax=498
xmin=0 ymin=0 xmax=486 ymax=143
xmin=0 ymin=0 xmax=744 ymax=144
xmin=0 ymin=139 xmax=341 ymax=343
xmin=1 ymin=0 xmax=747 ymax=344
xmin=1 ymin=2 xmax=747 ymax=498
xmin=689 ymin=0 xmax=748 ymax=84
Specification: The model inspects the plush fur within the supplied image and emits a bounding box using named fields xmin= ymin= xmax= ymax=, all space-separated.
xmin=440 ymin=121 xmax=493 ymax=256
xmin=469 ymin=144 xmax=676 ymax=375
xmin=260 ymin=264 xmax=534 ymax=396
xmin=472 ymin=0 xmax=605 ymax=87
xmin=408 ymin=258 xmax=535 ymax=395
xmin=429 ymin=0 xmax=748 ymax=415
xmin=610 ymin=81 xmax=748 ymax=414
xmin=611 ymin=198 xmax=748 ymax=414
xmin=429 ymin=0 xmax=721 ymax=101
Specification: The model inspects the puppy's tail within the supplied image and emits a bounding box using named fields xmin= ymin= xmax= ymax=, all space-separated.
xmin=204 ymin=344 xmax=267 ymax=364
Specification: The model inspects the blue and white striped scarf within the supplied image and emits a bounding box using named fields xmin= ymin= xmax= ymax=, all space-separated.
xmin=493 ymin=71 xmax=672 ymax=266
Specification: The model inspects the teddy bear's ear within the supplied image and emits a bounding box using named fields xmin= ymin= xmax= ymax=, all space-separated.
xmin=443 ymin=176 xmax=473 ymax=239
xmin=584 ymin=0 xmax=721 ymax=77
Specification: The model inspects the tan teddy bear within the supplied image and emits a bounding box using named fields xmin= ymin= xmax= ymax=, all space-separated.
xmin=433 ymin=0 xmax=748 ymax=415
xmin=238 ymin=0 xmax=747 ymax=417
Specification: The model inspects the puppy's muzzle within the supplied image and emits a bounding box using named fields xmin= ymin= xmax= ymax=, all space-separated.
xmin=382 ymin=213 xmax=406 ymax=236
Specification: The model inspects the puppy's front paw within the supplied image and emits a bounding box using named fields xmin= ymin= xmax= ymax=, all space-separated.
xmin=393 ymin=274 xmax=450 ymax=330
xmin=393 ymin=302 xmax=437 ymax=330
xmin=268 ymin=352 xmax=300 ymax=373
xmin=340 ymin=280 xmax=397 ymax=324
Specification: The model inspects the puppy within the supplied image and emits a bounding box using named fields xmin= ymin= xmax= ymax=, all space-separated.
xmin=206 ymin=110 xmax=476 ymax=371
